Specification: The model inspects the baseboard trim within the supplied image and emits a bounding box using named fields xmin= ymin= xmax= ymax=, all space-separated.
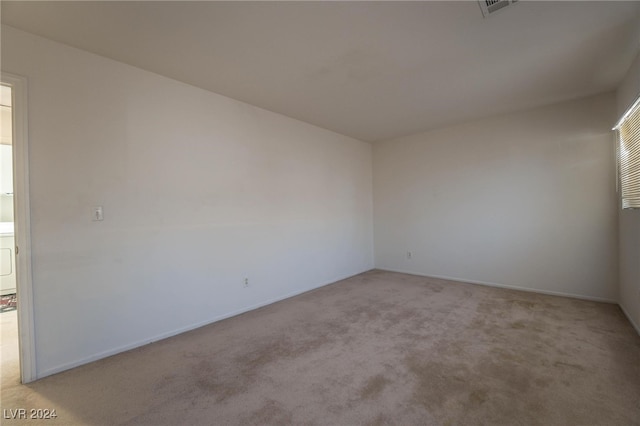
xmin=37 ymin=268 xmax=373 ymax=380
xmin=375 ymin=268 xmax=618 ymax=304
xmin=618 ymin=302 xmax=640 ymax=335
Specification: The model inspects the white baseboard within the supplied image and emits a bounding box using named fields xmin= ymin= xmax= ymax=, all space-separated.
xmin=618 ymin=302 xmax=640 ymax=336
xmin=37 ymin=269 xmax=373 ymax=380
xmin=37 ymin=266 xmax=630 ymax=379
xmin=375 ymin=268 xmax=618 ymax=304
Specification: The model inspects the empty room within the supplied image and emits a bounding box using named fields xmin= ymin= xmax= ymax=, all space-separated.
xmin=1 ymin=1 xmax=639 ymax=425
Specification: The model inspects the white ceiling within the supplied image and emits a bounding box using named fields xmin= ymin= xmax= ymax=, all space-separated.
xmin=2 ymin=1 xmax=640 ymax=142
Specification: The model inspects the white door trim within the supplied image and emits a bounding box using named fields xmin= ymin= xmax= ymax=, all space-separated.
xmin=2 ymin=72 xmax=36 ymax=383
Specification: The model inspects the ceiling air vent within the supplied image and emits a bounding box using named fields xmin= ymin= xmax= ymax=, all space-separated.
xmin=478 ymin=0 xmax=518 ymax=18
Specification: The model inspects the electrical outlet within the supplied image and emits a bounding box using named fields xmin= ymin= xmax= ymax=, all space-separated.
xmin=244 ymin=278 xmax=249 ymax=288
xmin=407 ymin=251 xmax=412 ymax=260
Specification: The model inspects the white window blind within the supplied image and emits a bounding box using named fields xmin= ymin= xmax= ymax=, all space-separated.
xmin=615 ymin=96 xmax=640 ymax=209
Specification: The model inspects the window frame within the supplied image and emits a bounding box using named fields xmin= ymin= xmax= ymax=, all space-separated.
xmin=614 ymin=95 xmax=640 ymax=210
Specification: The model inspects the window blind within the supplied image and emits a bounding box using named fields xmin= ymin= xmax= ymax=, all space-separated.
xmin=615 ymin=96 xmax=640 ymax=209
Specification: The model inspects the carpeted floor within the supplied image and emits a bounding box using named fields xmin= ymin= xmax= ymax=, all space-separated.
xmin=2 ymin=270 xmax=639 ymax=425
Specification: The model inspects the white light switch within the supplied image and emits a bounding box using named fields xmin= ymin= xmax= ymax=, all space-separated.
xmin=92 ymin=206 xmax=104 ymax=221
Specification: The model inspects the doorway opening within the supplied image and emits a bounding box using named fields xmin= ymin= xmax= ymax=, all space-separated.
xmin=1 ymin=74 xmax=35 ymax=384
xmin=1 ymin=84 xmax=20 ymax=386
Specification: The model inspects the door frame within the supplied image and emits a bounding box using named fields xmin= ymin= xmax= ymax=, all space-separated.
xmin=2 ymin=72 xmax=36 ymax=383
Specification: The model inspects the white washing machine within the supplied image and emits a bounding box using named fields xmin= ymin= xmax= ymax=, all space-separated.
xmin=0 ymin=222 xmax=16 ymax=296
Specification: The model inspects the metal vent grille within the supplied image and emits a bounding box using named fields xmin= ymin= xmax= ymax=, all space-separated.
xmin=479 ymin=0 xmax=518 ymax=18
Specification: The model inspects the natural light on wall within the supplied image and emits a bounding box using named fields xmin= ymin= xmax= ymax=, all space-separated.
xmin=615 ymin=96 xmax=640 ymax=209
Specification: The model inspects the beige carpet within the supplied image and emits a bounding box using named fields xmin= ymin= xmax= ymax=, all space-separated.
xmin=1 ymin=270 xmax=639 ymax=425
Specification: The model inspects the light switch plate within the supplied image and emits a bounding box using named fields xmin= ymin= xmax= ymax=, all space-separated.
xmin=92 ymin=206 xmax=104 ymax=221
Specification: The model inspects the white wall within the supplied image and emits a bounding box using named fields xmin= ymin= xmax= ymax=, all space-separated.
xmin=374 ymin=93 xmax=618 ymax=301
xmin=616 ymin=53 xmax=640 ymax=333
xmin=1 ymin=102 xmax=14 ymax=222
xmin=1 ymin=26 xmax=374 ymax=378
xmin=0 ymin=197 xmax=13 ymax=222
xmin=1 ymin=145 xmax=14 ymax=222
